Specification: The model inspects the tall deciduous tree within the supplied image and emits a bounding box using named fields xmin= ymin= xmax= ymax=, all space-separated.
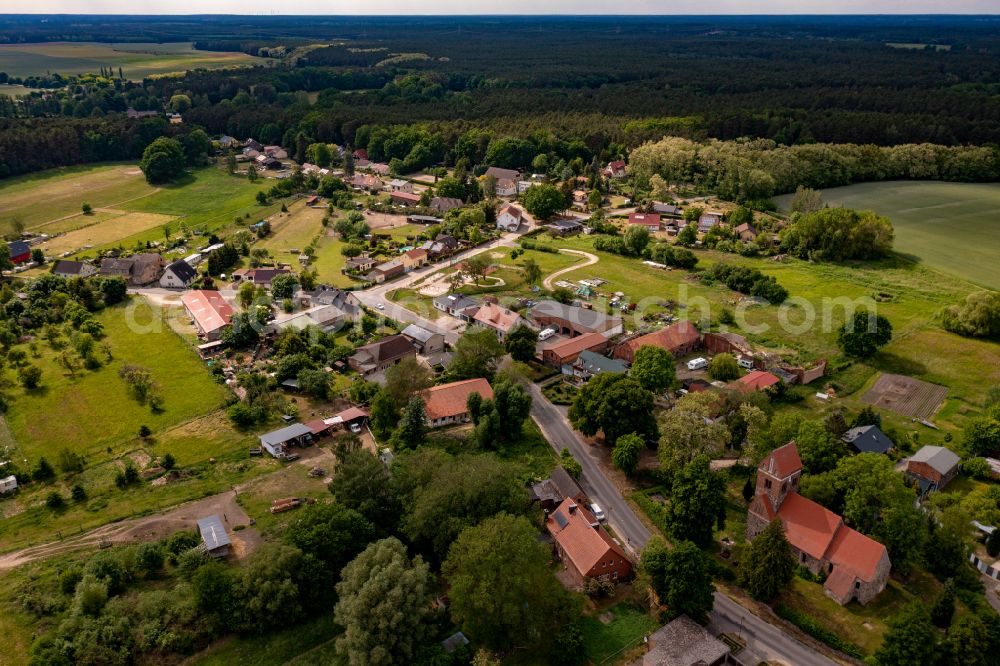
xmin=334 ymin=537 xmax=433 ymax=666
xmin=738 ymin=519 xmax=795 ymax=601
xmin=521 ymin=184 xmax=568 ymax=221
xmin=568 ymin=372 xmax=658 ymax=446
xmin=394 ymin=397 xmax=428 ymax=449
xmin=283 ymin=502 xmax=375 ymax=582
xmin=449 ymin=327 xmax=505 ymax=381
xmin=664 ymin=456 xmax=726 ymax=548
xmin=329 ymin=449 xmax=401 ymax=534
xmin=657 ymin=391 xmax=729 ymax=470
xmin=838 ymin=311 xmax=893 ymax=359
xmin=629 ymin=345 xmax=676 ymax=393
xmin=505 ymin=324 xmax=538 ymax=362
xmin=874 ymin=603 xmax=939 ymax=666
xmin=641 ymin=537 xmax=715 ymax=621
xmin=383 ymin=356 xmax=434 ymax=409
xmin=443 ymin=513 xmax=576 ymax=649
xmin=521 ymin=257 xmax=542 ymax=286
xmin=612 ymin=432 xmax=644 ymax=476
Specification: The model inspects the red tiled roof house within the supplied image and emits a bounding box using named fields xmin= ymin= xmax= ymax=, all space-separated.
xmin=420 ymin=378 xmax=493 ymax=428
xmin=546 ymin=499 xmax=632 ymax=587
xmin=746 ymin=442 xmax=891 ymax=605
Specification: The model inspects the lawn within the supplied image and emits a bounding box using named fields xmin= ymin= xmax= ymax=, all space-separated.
xmin=776 ymin=181 xmax=1000 ymax=289
xmin=5 ymin=298 xmax=231 ymax=460
xmin=0 ymin=41 xmax=268 ymax=80
xmin=0 ymin=162 xmax=157 ymax=234
xmin=579 ymin=602 xmax=659 ymax=665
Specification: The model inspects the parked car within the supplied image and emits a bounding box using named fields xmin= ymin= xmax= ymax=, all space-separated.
xmin=590 ymin=503 xmax=606 ymax=522
xmin=376 ymin=303 xmax=385 ymax=310
xmin=350 ymin=422 xmax=362 ymax=433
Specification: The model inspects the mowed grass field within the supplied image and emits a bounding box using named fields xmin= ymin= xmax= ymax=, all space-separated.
xmin=776 ymin=180 xmax=1000 ymax=289
xmin=0 ymin=42 xmax=267 ymax=80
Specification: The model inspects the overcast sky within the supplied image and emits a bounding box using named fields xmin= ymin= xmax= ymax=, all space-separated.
xmin=9 ymin=1 xmax=999 ymax=15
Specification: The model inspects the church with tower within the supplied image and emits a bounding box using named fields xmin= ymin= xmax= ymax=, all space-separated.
xmin=746 ymin=442 xmax=891 ymax=605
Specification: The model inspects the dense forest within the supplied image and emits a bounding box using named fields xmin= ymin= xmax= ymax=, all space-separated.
xmin=2 ymin=16 xmax=1000 ymax=180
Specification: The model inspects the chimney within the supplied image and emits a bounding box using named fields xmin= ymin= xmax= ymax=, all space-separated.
xmin=568 ymin=503 xmax=577 ymax=514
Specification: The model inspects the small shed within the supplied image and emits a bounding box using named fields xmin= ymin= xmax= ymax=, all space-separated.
xmin=0 ymin=475 xmax=18 ymax=494
xmin=197 ymin=515 xmax=231 ymax=557
xmin=259 ymin=423 xmax=313 ymax=459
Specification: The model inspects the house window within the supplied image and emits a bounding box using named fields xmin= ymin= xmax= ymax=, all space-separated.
xmin=801 ymin=552 xmax=807 ymax=563
xmin=855 ymin=581 xmax=861 ymax=589
xmin=764 ymin=479 xmax=772 ymax=489
xmin=612 ymin=571 xmax=619 ymax=580
xmin=782 ymin=483 xmax=787 ymax=492
xmin=829 ymin=563 xmax=834 ymax=573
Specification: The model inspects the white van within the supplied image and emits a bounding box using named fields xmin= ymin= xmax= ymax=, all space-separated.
xmin=538 ymin=327 xmax=557 ymax=341
xmin=687 ymin=357 xmax=708 ymax=371
xmin=590 ymin=503 xmax=606 ymax=522
xmin=737 ymin=356 xmax=755 ymax=370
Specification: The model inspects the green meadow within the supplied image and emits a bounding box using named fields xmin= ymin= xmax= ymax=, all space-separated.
xmin=776 ymin=180 xmax=1000 ymax=290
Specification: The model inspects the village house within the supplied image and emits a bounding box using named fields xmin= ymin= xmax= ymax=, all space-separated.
xmin=842 ymin=424 xmax=894 ymax=455
xmin=496 ymin=204 xmax=525 ymax=232
xmin=269 ymin=304 xmax=350 ymax=334
xmin=344 ymin=255 xmax=377 ymax=273
xmin=388 ymin=178 xmax=413 ymax=193
xmin=643 ymin=615 xmax=735 ymax=666
xmin=905 ymin=445 xmax=961 ymax=495
xmin=237 ymin=267 xmax=291 ymax=289
xmin=243 ymin=138 xmax=262 ymax=152
xmin=531 ymin=300 xmax=623 ymax=338
xmin=348 ymin=335 xmax=417 ymax=376
xmin=572 ymin=350 xmax=627 ymax=382
xmin=160 ymin=259 xmax=197 ymax=289
xmin=652 ymin=202 xmax=683 ymax=218
xmin=349 ymin=173 xmax=384 ymax=193
xmin=734 ymin=223 xmax=758 ymax=242
xmin=703 ymin=331 xmax=755 ymax=358
xmin=545 ymin=218 xmax=583 ymax=236
xmin=99 ymin=253 xmax=165 ymax=286
xmin=263 ymin=145 xmax=287 ymax=159
xmin=546 ymin=499 xmax=633 ymax=586
xmin=484 ymin=167 xmax=520 ymax=196
xmin=367 ymin=259 xmax=405 ymax=284
xmin=530 ymin=466 xmax=588 ymax=512
xmin=431 ymin=196 xmax=464 ymax=214
xmin=7 ymin=240 xmax=30 ymax=265
xmin=472 ymin=301 xmax=522 ymax=341
xmin=747 ymin=442 xmax=891 ymax=605
xmin=729 ymin=370 xmax=781 ymax=393
xmin=401 ymin=323 xmax=445 ymax=354
xmin=181 ymin=290 xmax=234 ymax=341
xmin=604 ymin=160 xmax=627 ymax=179
xmin=420 ymin=378 xmax=494 ymax=427
xmin=259 ymin=423 xmax=313 ymax=459
xmin=433 ymin=293 xmax=480 ymax=320
xmin=614 ymin=320 xmax=701 ymax=363
xmin=299 ymin=285 xmax=361 ymax=317
xmin=390 ymin=191 xmax=422 ymax=207
xmin=628 ymin=212 xmax=661 ymax=232
xmin=51 ymin=259 xmax=97 ymax=279
xmin=217 ymin=135 xmax=238 ymax=149
xmin=540 ymin=331 xmax=610 ymax=368
xmin=400 ymin=248 xmax=428 ymax=271
xmin=407 ymin=214 xmax=443 ymax=225
xmin=197 ymin=515 xmax=231 ymax=558
xmin=367 ymin=162 xmax=391 ymax=176
xmin=697 ymin=212 xmax=724 ymax=234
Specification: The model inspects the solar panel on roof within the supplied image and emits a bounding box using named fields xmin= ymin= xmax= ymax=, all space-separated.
xmin=553 ymin=512 xmax=568 ymax=529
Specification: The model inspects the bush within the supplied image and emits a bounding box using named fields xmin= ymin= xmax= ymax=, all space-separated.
xmin=45 ymin=491 xmax=65 ymax=509
xmin=60 ymin=568 xmax=83 ymax=595
xmin=774 ymin=604 xmax=864 ymax=659
xmin=70 ymin=484 xmax=87 ymax=502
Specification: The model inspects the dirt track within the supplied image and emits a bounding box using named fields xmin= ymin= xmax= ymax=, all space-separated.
xmin=0 ymin=490 xmax=250 ymax=570
xmin=542 ymin=249 xmax=599 ymax=290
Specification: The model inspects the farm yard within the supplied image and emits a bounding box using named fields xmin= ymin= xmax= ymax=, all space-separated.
xmin=777 ymin=180 xmax=1000 ymax=289
xmin=0 ymin=41 xmax=269 ymax=80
